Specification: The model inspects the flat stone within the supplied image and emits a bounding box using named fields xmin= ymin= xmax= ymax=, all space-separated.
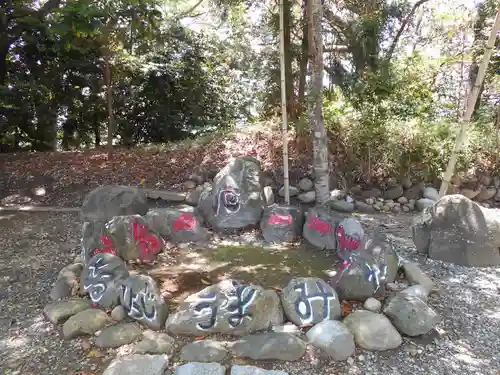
xmin=147 ymin=190 xmax=186 ymax=202
xmin=363 ymin=297 xmax=382 ymax=313
xmin=181 ymin=340 xmax=228 ymax=362
xmin=306 ymin=320 xmax=355 ymax=361
xmin=175 ymin=362 xmax=226 ymax=375
xmin=298 ymin=191 xmax=316 ymax=203
xmin=298 ymin=177 xmax=314 ymax=192
xmin=230 ymin=333 xmax=306 ymax=361
xmin=416 ymin=198 xmax=435 ymax=212
xmin=50 ymin=263 xmax=83 ymax=301
xmin=399 ymin=285 xmax=429 ymax=302
xmin=231 ymin=365 xmax=289 ymax=375
xmin=355 ymin=201 xmax=376 ymax=213
xmin=102 ymin=354 xmax=169 ymax=375
xmin=328 ymin=199 xmax=355 ymax=213
xmin=135 ymin=330 xmax=175 ymax=354
xmin=44 ymin=299 xmax=91 ymax=325
xmin=95 ymin=323 xmax=143 ymax=348
xmin=111 ymin=305 xmax=127 ymax=322
xmin=401 ymin=262 xmax=434 ymax=293
xmin=279 ymin=186 xmax=299 ymax=197
xmin=62 ymin=308 xmax=109 ymax=339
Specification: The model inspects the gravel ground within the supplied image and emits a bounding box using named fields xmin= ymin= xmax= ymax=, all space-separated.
xmin=0 ymin=211 xmax=499 ymax=375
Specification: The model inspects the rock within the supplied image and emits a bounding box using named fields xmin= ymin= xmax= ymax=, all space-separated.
xmin=403 ymin=182 xmax=425 ymax=200
xmin=82 ymin=185 xmax=148 ymax=223
xmin=416 ymin=198 xmax=435 ymax=212
xmin=342 ymin=310 xmax=402 ymax=351
xmin=383 ymin=294 xmax=440 ymax=336
xmin=95 ymin=323 xmax=143 ymax=348
xmin=145 ymin=208 xmax=209 ymax=243
xmin=397 ymin=196 xmax=408 ymax=205
xmin=355 ymin=201 xmax=376 ymax=213
xmin=365 ymin=198 xmax=375 ymax=205
xmin=147 ymin=190 xmax=186 ymax=202
xmin=181 ymin=340 xmax=228 ymax=362
xmin=480 ymin=174 xmax=492 ymax=186
xmin=494 ymin=176 xmax=500 ymax=188
xmin=412 ymin=195 xmax=500 ymax=266
xmin=102 ymin=354 xmax=169 ymax=375
xmin=384 ymin=200 xmax=395 ymax=208
xmin=280 ymin=277 xmax=341 ymax=326
xmin=189 ymin=169 xmax=207 ymax=185
xmin=302 ymin=206 xmax=348 ymax=250
xmin=402 ymin=205 xmax=411 ymax=212
xmin=330 ymin=189 xmax=345 ymax=200
xmin=186 ymin=187 xmax=203 ymax=206
xmin=401 ymin=177 xmax=412 ymax=189
xmin=135 ymin=330 xmax=175 ymax=354
xmin=475 ymin=186 xmax=497 ymax=202
xmin=399 ymin=285 xmax=429 ymax=302
xmin=263 ymin=186 xmax=274 ymax=206
xmin=360 ymin=188 xmax=382 ymax=199
xmin=231 ymin=365 xmax=289 ymax=375
xmin=298 ymin=177 xmax=314 ymax=192
xmin=111 ymin=305 xmax=127 ymax=321
xmin=80 ymin=253 xmax=129 ymax=309
xmin=334 ymin=217 xmax=364 ymax=261
xmin=392 ymin=205 xmax=401 ymax=213
xmin=423 ymin=187 xmax=439 ymax=201
xmin=363 ymin=298 xmax=382 ymax=313
xmin=260 ymin=205 xmax=304 ymax=243
xmin=62 ymin=308 xmax=109 ymax=339
xmin=105 ymin=215 xmax=165 ymax=262
xmin=460 ymin=188 xmax=481 ymax=200
xmin=120 ymin=274 xmax=168 ymax=331
xmin=298 ymin=191 xmax=316 ymax=203
xmin=306 ymin=320 xmax=355 ymax=361
xmin=166 ymin=279 xmax=283 ymax=336
xmin=381 ymin=205 xmax=391 ymax=212
xmin=333 ymin=234 xmax=399 ymax=301
xmin=401 ymin=262 xmax=434 ymax=294
xmin=279 ymin=186 xmax=299 ymax=197
xmin=175 ymin=362 xmax=225 ymax=375
xmin=198 ymin=156 xmax=265 ymax=231
xmin=184 ymin=180 xmax=197 ymax=190
xmin=50 ymin=263 xmax=83 ymax=300
xmin=384 ymin=185 xmax=404 ymax=200
xmin=328 ymin=199 xmax=355 ymax=213
xmin=44 ymin=299 xmax=91 ymax=325
xmin=81 ymin=220 xmax=115 ymax=262
xmin=230 ymin=333 xmax=306 ymax=361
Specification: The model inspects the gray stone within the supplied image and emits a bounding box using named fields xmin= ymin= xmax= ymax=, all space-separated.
xmin=279 ymin=185 xmax=299 ymax=197
xmin=135 ymin=330 xmax=175 ymax=354
xmin=328 ymin=199 xmax=355 ymax=213
xmin=263 ymin=186 xmax=275 ymax=206
xmin=401 ymin=262 xmax=434 ymax=293
xmin=384 ymin=185 xmax=404 ymax=200
xmin=383 ymin=294 xmax=440 ymax=336
xmin=62 ymin=308 xmax=109 ymax=339
xmin=298 ymin=191 xmax=316 ymax=203
xmin=298 ymin=177 xmax=314 ymax=192
xmin=120 ymin=274 xmax=168 ymax=331
xmin=330 ymin=189 xmax=346 ymax=200
xmin=392 ymin=205 xmax=401 ymax=213
xmin=399 ymin=285 xmax=429 ymax=302
xmin=175 ymin=363 xmax=225 ymax=375
xmin=111 ymin=305 xmax=127 ymax=322
xmin=306 ymin=320 xmax=355 ymax=361
xmin=416 ymin=198 xmax=435 ymax=212
xmin=355 ymin=201 xmax=376 ymax=213
xmin=412 ymin=194 xmax=500 ymax=266
xmin=363 ymin=297 xmax=382 ymax=313
xmin=342 ymin=310 xmax=402 ymax=351
xmin=50 ymin=263 xmax=83 ymax=301
xmin=166 ymin=279 xmax=283 ymax=336
xmin=81 ymin=220 xmax=113 ymax=263
xmin=81 ymin=253 xmax=129 ymax=309
xmin=95 ymin=323 xmax=143 ymax=348
xmin=102 ymin=354 xmax=169 ymax=375
xmin=145 ymin=208 xmax=209 ymax=243
xmin=302 ymin=206 xmax=349 ymax=250
xmin=181 ymin=340 xmax=228 ymax=362
xmin=44 ymin=299 xmax=91 ymax=325
xmin=397 ymin=196 xmax=408 ymax=205
xmin=423 ymin=187 xmax=439 ymax=201
xmin=186 ymin=187 xmax=203 ymax=206
xmin=280 ymin=277 xmax=341 ymax=326
xmin=402 ymin=205 xmax=411 ymax=212
xmin=260 ymin=205 xmax=303 ymax=243
xmin=184 ymin=180 xmax=197 ymax=190
xmin=147 ymin=190 xmax=186 ymax=202
xmin=231 ymin=366 xmax=289 ymax=375
xmin=401 ymin=177 xmax=412 ymax=189
xmin=360 ymin=188 xmax=382 ymax=199
xmin=334 ymin=217 xmax=364 ymax=261
xmin=403 ymin=182 xmax=425 ymax=200
xmin=230 ymin=333 xmax=306 ymax=361
xmin=461 ymin=188 xmax=481 ymax=199
xmin=476 ymin=186 xmax=497 ymax=202
xmin=81 ymin=185 xmax=148 ymax=223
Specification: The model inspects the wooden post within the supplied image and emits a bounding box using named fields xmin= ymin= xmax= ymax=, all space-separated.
xmin=280 ymin=0 xmax=290 ymax=204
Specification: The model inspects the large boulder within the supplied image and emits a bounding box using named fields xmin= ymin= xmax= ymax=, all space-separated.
xmin=197 ymin=156 xmax=264 ymax=231
xmin=302 ymin=206 xmax=349 ymax=250
xmin=81 ymin=221 xmax=116 ymax=263
xmin=145 ymin=208 xmax=210 ymax=243
xmin=412 ymin=194 xmax=500 ymax=266
xmin=165 ymin=279 xmax=283 ymax=336
xmin=260 ymin=205 xmax=304 ymax=243
xmin=81 ymin=185 xmax=148 ymax=223
xmin=334 ymin=217 xmax=364 ymax=261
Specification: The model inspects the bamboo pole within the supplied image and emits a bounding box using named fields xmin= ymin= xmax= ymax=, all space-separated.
xmin=439 ymin=9 xmax=500 ymax=198
xmin=280 ymin=0 xmax=290 ymax=204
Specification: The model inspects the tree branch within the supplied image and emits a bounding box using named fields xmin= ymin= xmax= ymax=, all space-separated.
xmin=176 ymin=0 xmax=205 ymax=20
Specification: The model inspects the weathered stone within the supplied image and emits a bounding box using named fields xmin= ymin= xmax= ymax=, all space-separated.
xmin=412 ymin=195 xmax=500 ymax=266
xmin=343 ymin=310 xmax=402 ymax=351
xmin=476 ymin=186 xmax=497 ymax=202
xmin=279 ymin=185 xmax=299 ymax=197
xmin=230 ymin=333 xmax=306 ymax=361
xmin=260 ymin=205 xmax=303 ymax=244
xmin=298 ymin=191 xmax=316 ymax=203
xmin=280 ymin=277 xmax=341 ymax=326
xmin=306 ymin=320 xmax=355 ymax=361
xmin=363 ymin=297 xmax=382 ymax=313
xmin=102 ymin=354 xmax=169 ymax=375
xmin=401 ymin=262 xmax=434 ymax=293
xmin=80 ymin=253 xmax=129 ymax=309
xmin=62 ymin=308 xmax=109 ymax=339
xmin=111 ymin=305 xmax=127 ymax=322
xmin=81 ymin=185 xmax=148 ymax=223
xmin=298 ymin=177 xmax=314 ymax=192
xmin=120 ymin=274 xmax=168 ymax=331
xmin=263 ymin=186 xmax=275 ymax=206
xmin=145 ymin=208 xmax=209 ymax=243
xmin=175 ymin=362 xmax=225 ymax=375
xmin=186 ymin=186 xmax=203 ymax=206
xmin=189 ymin=169 xmax=207 ymax=185
xmin=392 ymin=205 xmax=401 ymax=213
xmin=399 ymin=285 xmax=429 ymax=302
xmin=403 ymin=182 xmax=425 ymax=200
xmin=397 ymin=196 xmax=408 ymax=205
xmin=231 ymin=366 xmax=288 ymax=375
xmin=416 ymin=198 xmax=435 ymax=212
xmin=50 ymin=263 xmax=83 ymax=300
xmin=135 ymin=330 xmax=175 ymax=354
xmin=360 ymin=188 xmax=382 ymax=199
xmin=181 ymin=340 xmax=229 ymax=362
xmin=184 ymin=180 xmax=197 ymax=190
xmin=302 ymin=206 xmax=349 ymax=250
xmin=401 ymin=177 xmax=412 ymax=189
xmin=402 ymin=205 xmax=411 ymax=212
xmin=328 ymin=199 xmax=355 ymax=213
xmin=384 ymin=185 xmax=404 ymax=200
xmin=166 ymin=280 xmax=283 ymax=336
xmin=81 ymin=220 xmax=114 ymax=263
xmin=355 ymin=201 xmax=376 ymax=213
xmin=423 ymin=186 xmax=439 ymax=201
xmin=383 ymin=294 xmax=440 ymax=336
xmin=334 ymin=217 xmax=364 ymax=261
xmin=147 ymin=190 xmax=186 ymax=202
xmin=461 ymin=188 xmax=481 ymax=200
xmin=44 ymin=299 xmax=91 ymax=325
xmin=95 ymin=323 xmax=143 ymax=348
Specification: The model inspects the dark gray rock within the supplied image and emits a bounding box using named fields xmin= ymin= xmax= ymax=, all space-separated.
xmin=328 ymin=199 xmax=355 ymax=213
xmin=302 ymin=206 xmax=349 ymax=250
xmin=62 ymin=308 xmax=109 ymax=339
xmin=360 ymin=188 xmax=382 ymax=199
xmin=280 ymin=277 xmax=341 ymax=326
xmin=279 ymin=186 xmax=299 ymax=197
xmin=186 ymin=186 xmax=203 ymax=206
xmin=334 ymin=217 xmax=364 ymax=261
xmin=423 ymin=187 xmax=439 ymax=201
xmin=50 ymin=263 xmax=83 ymax=300
xmin=145 ymin=208 xmax=209 ymax=243
xmin=412 ymin=194 xmax=500 ymax=266
xmin=81 ymin=220 xmax=117 ymax=263
xmin=355 ymin=201 xmax=376 ymax=213
xmin=102 ymin=354 xmax=169 ymax=375
xmin=416 ymin=198 xmax=435 ymax=212
xmin=175 ymin=363 xmax=225 ymax=375
xmin=384 ymin=185 xmax=404 ymax=200
xmin=403 ymin=182 xmax=425 ymax=200
xmin=297 ymin=191 xmax=316 ymax=203
xmin=81 ymin=185 xmax=148 ymax=223
xmin=231 ymin=366 xmax=288 ymax=375
xmin=260 ymin=205 xmax=304 ymax=244
xmin=95 ymin=323 xmax=143 ymax=348
xmin=230 ymin=333 xmax=306 ymax=361
xmin=298 ymin=177 xmax=314 ymax=192
xmin=180 ymin=340 xmax=228 ymax=362
xmin=399 ymin=285 xmax=429 ymax=302
xmin=476 ymin=186 xmax=497 ymax=202
xmin=44 ymin=299 xmax=91 ymax=325
xmin=306 ymin=320 xmax=355 ymax=361
xmin=134 ymin=330 xmax=175 ymax=354
xmin=111 ymin=305 xmax=127 ymax=321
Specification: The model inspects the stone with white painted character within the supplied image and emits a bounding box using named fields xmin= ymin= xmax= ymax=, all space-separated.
xmin=280 ymin=277 xmax=341 ymax=326
xmin=166 ymin=279 xmax=283 ymax=336
xmin=120 ymin=274 xmax=168 ymax=331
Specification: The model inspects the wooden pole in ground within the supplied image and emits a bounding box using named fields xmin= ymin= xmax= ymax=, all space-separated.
xmin=280 ymin=0 xmax=290 ymax=204
xmin=439 ymin=9 xmax=500 ymax=198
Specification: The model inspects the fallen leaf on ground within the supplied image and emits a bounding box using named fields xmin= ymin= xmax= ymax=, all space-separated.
xmin=87 ymin=349 xmax=105 ymax=358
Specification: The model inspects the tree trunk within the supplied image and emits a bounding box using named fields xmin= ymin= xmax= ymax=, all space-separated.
xmin=307 ymin=0 xmax=329 ymax=204
xmin=279 ymin=0 xmax=290 ymax=204
xmin=283 ymin=0 xmax=295 ymax=119
xmin=297 ymin=0 xmax=308 ymax=117
xmin=103 ymin=61 xmax=114 ymax=158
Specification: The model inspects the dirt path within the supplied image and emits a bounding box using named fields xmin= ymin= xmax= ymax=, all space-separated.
xmin=0 ymin=211 xmax=499 ymax=375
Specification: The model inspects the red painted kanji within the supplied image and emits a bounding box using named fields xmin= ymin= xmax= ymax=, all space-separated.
xmin=307 ymin=215 xmax=331 ymax=237
xmin=268 ymin=213 xmax=293 ymax=225
xmin=131 ymin=220 xmax=162 ymax=260
xmin=92 ymin=234 xmax=117 ymax=257
xmin=334 ymin=225 xmax=361 ymax=250
xmin=172 ymin=212 xmax=197 ymax=232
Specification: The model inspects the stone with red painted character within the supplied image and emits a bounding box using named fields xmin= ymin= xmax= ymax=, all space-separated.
xmin=260 ymin=205 xmax=304 ymax=243
xmin=145 ymin=208 xmax=210 ymax=243
xmin=302 ymin=206 xmax=349 ymax=250
xmin=81 ymin=220 xmax=118 ymax=263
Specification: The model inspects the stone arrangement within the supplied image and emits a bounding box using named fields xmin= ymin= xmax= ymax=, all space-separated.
xmin=45 ymin=155 xmax=500 ymax=374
